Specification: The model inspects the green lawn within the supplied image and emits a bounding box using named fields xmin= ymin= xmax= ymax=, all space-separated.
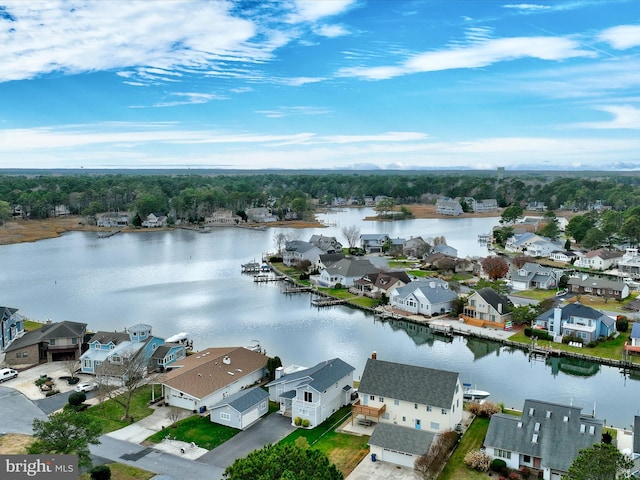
xmin=439 ymin=416 xmax=491 ymax=480
xmin=80 ymin=463 xmax=155 ymax=480
xmin=145 ymin=414 xmax=240 ymax=450
xmin=84 ymin=386 xmax=157 ymax=434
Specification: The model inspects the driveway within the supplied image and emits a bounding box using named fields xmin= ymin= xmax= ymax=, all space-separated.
xmin=198 ymin=413 xmax=295 ymax=469
xmin=0 ymin=386 xmax=48 ymax=434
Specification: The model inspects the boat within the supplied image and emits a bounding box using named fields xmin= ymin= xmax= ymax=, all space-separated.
xmin=463 ymin=383 xmax=490 ymax=401
xmin=166 ymin=331 xmax=194 ymax=351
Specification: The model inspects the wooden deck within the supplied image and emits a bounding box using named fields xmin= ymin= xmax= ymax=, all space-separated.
xmin=352 ymin=400 xmax=386 ymax=423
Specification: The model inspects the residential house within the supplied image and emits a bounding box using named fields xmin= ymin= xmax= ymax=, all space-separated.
xmin=318 ymin=252 xmax=346 ymax=269
xmin=1 ymin=306 xmax=24 ymax=353
xmin=509 ymin=263 xmax=558 ymax=291
xmin=3 ymin=320 xmax=86 ymax=366
xmin=246 ymin=207 xmax=278 ymax=223
xmin=266 ymin=358 xmax=355 ymax=427
xmin=534 ymin=303 xmax=615 ymax=344
xmin=435 ymin=197 xmax=463 ymax=216
xmin=574 ymin=248 xmax=623 ymax=270
xmin=51 ymin=204 xmax=71 ymax=217
xmin=360 ymin=233 xmax=389 ymax=254
xmin=526 ymin=201 xmax=547 ymax=212
xmin=464 ymin=197 xmax=498 ymax=213
xmin=567 ymin=274 xmax=629 ymax=300
xmin=97 ymin=212 xmax=130 ymax=228
xmin=403 ymin=236 xmax=431 ymax=258
xmin=204 ymin=209 xmax=240 ymax=226
xmin=149 ymin=342 xmax=187 ymax=373
xmin=624 ymin=323 xmax=640 ymax=355
xmin=354 ymin=355 xmax=464 ymax=468
xmin=387 ymin=237 xmax=406 ymax=256
xmin=314 ymin=257 xmax=379 ymax=288
xmin=209 ymin=386 xmax=270 ymax=430
xmin=484 ymin=399 xmax=603 ymax=480
xmin=389 ymin=279 xmax=458 ymax=316
xmin=505 ymin=232 xmax=548 ymax=254
xmin=548 ymin=250 xmax=581 ymax=264
xmin=525 ymin=239 xmax=564 ymax=258
xmin=308 ymin=234 xmax=343 ymax=253
xmin=433 ymin=244 xmax=458 ymax=258
xmin=351 ymin=271 xmax=412 ymax=298
xmin=141 ymin=213 xmax=168 ymax=228
xmin=282 ymin=240 xmax=324 ymax=268
xmin=618 ymin=248 xmax=640 ymax=279
xmin=159 ymin=346 xmax=268 ymax=412
xmin=462 ymin=288 xmax=512 ymax=324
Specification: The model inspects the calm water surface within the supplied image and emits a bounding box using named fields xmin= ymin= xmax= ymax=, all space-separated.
xmin=0 ymin=209 xmax=637 ymax=427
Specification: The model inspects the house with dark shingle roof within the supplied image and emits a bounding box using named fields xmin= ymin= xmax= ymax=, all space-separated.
xmin=265 ymin=358 xmax=355 ymax=428
xmin=354 ymin=356 xmax=464 ymax=468
xmin=509 ymin=262 xmax=559 ymax=291
xmin=567 ymin=274 xmax=629 ymax=300
xmin=462 ymin=288 xmax=512 ymax=323
xmin=158 ymin=346 xmax=268 ymax=412
xmin=149 ymin=342 xmax=187 ymax=372
xmin=282 ymin=240 xmax=324 ymax=267
xmin=3 ymin=320 xmax=86 ymax=366
xmin=535 ymin=303 xmax=615 ymax=344
xmin=209 ymin=386 xmax=270 ymax=430
xmin=352 ymin=270 xmax=412 ymax=298
xmin=389 ymin=278 xmax=458 ymax=316
xmin=485 ymin=399 xmax=603 ymax=480
xmin=359 ymin=233 xmax=390 ymax=253
xmin=315 ymin=257 xmax=380 ymax=287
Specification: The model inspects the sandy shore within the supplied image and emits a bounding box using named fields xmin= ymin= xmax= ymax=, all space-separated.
xmin=0 ymin=206 xmax=502 ymax=246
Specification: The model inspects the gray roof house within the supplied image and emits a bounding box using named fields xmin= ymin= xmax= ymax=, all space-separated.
xmin=354 ymin=356 xmax=464 ymax=468
xmin=389 ymin=278 xmax=458 ymax=316
xmin=509 ymin=262 xmax=558 ymax=291
xmin=567 ymin=274 xmax=629 ymax=300
xmin=209 ymin=386 xmax=270 ymax=430
xmin=282 ymin=240 xmax=324 ymax=267
xmin=308 ymin=234 xmax=343 ymax=253
xmin=266 ymin=358 xmax=355 ymax=428
xmin=462 ymin=288 xmax=512 ymax=324
xmin=534 ymin=303 xmax=615 ymax=344
xmin=352 ymin=270 xmax=412 ymax=298
xmin=435 ymin=197 xmax=463 ymax=216
xmin=315 ymin=257 xmax=380 ymax=288
xmin=485 ymin=399 xmax=603 ymax=480
xmin=403 ymin=236 xmax=431 ymax=258
xmin=360 ymin=233 xmax=390 ymax=254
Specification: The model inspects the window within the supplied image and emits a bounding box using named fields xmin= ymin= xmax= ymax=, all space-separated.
xmin=546 ymin=410 xmax=552 ymax=418
xmin=430 ymin=422 xmax=439 ymax=430
xmin=580 ymin=424 xmax=586 ymax=433
xmin=532 ymin=434 xmax=538 ymax=443
xmin=589 ymin=425 xmax=595 ymax=435
xmin=220 ymin=412 xmax=231 ymax=421
xmin=49 ymin=339 xmax=55 ymax=345
xmin=304 ymin=391 xmax=313 ymax=403
xmin=414 ymin=403 xmax=418 ymax=409
xmin=563 ymin=416 xmax=569 ymax=422
xmin=394 ymin=399 xmax=399 ymax=406
xmin=402 ymin=416 xmax=406 ymax=422
xmin=523 ymin=455 xmax=531 ymax=463
xmin=517 ymin=421 xmax=523 ymax=428
xmin=495 ymin=449 xmax=511 ymax=459
xmin=370 ymin=395 xmax=375 ymax=401
xmin=382 ymin=413 xmax=389 ymax=419
xmin=528 ymin=407 xmax=535 ymax=416
xmin=534 ymin=422 xmax=540 ymax=431
xmin=441 ymin=409 xmax=447 ymax=415
xmin=260 ymin=401 xmax=267 ymax=411
xmin=72 ymin=337 xmax=78 ymax=344
xmin=379 ymin=397 xmax=384 ymax=402
xmin=426 ymin=405 xmax=432 ymax=412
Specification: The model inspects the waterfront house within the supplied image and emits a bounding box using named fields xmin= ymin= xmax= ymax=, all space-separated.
xmin=465 ymin=197 xmax=498 ymax=213
xmin=204 ymin=209 xmax=240 ymax=226
xmin=525 ymin=239 xmax=564 ymax=258
xmin=525 ymin=201 xmax=547 ymax=212
xmin=308 ymin=234 xmax=343 ymax=253
xmin=433 ymin=244 xmax=458 ymax=258
xmin=505 ymin=232 xmax=548 ymax=254
xmin=435 ymin=197 xmax=463 ymax=216
xmin=360 ymin=233 xmax=390 ymax=254
xmin=534 ymin=303 xmax=615 ymax=344
xmin=265 ymin=358 xmax=355 ymax=428
xmin=209 ymin=386 xmax=270 ymax=430
xmin=567 ymin=274 xmax=629 ymax=300
xmin=389 ymin=278 xmax=458 ymax=316
xmin=618 ymin=248 xmax=640 ymax=279
xmin=149 ymin=342 xmax=187 ymax=372
xmin=355 ymin=355 xmax=464 ymax=468
xmin=246 ymin=207 xmax=278 ymax=223
xmin=624 ymin=323 xmax=640 ymax=355
xmin=352 ymin=270 xmax=412 ymax=298
xmin=314 ymin=257 xmax=379 ymax=288
xmin=3 ymin=320 xmax=86 ymax=366
xmin=484 ymin=399 xmax=603 ymax=480
xmin=403 ymin=236 xmax=431 ymax=258
xmin=97 ymin=212 xmax=130 ymax=228
xmin=462 ymin=288 xmax=512 ymax=324
xmin=318 ymin=252 xmax=346 ymax=270
xmin=548 ymin=250 xmax=581 ymax=264
xmin=282 ymin=240 xmax=324 ymax=268
xmin=141 ymin=213 xmax=168 ymax=228
xmin=574 ymin=248 xmax=623 ymax=270
xmin=159 ymin=346 xmax=268 ymax=413
xmin=509 ymin=262 xmax=558 ymax=291
xmin=0 ymin=306 xmax=24 ymax=353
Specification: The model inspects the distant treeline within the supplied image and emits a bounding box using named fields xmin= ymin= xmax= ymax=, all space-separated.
xmin=2 ymin=171 xmax=640 ymax=221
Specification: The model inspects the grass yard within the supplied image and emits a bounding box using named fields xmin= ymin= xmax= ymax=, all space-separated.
xmin=84 ymin=385 xmax=156 ymax=434
xmin=145 ymin=414 xmax=240 ymax=450
xmin=79 ymin=463 xmax=155 ymax=480
xmin=439 ymin=416 xmax=491 ymax=480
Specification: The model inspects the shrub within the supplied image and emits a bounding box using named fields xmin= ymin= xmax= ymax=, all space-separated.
xmin=301 ymin=419 xmax=310 ymax=428
xmin=466 ymin=402 xmax=481 ymax=415
xmin=463 ymin=450 xmax=491 ymax=472
xmin=45 ymin=389 xmax=60 ymax=397
xmin=509 ymin=472 xmax=521 ymax=480
xmin=616 ymin=316 xmax=629 ymax=333
xmin=294 ymin=417 xmax=302 ymax=426
xmin=478 ymin=402 xmax=502 ymax=417
xmin=68 ymin=391 xmax=87 ymax=407
xmin=90 ymin=465 xmax=111 ymax=480
xmin=491 ymin=458 xmax=507 ymax=472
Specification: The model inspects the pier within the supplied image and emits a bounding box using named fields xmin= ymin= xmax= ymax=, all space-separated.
xmin=254 ymin=274 xmax=286 ymax=283
xmin=282 ymin=286 xmax=313 ymax=294
xmin=311 ymin=297 xmax=348 ymax=307
xmin=97 ymin=229 xmax=121 ymax=238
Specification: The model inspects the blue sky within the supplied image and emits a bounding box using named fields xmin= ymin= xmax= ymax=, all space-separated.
xmin=0 ymin=0 xmax=639 ymax=171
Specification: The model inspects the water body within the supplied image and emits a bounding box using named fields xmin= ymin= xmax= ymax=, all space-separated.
xmin=0 ymin=209 xmax=637 ymax=428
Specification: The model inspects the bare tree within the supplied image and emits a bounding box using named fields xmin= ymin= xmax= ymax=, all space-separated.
xmin=96 ymin=350 xmax=149 ymax=422
xmin=341 ymin=225 xmax=361 ymax=249
xmin=414 ymin=430 xmax=459 ymax=479
xmin=62 ymin=359 xmax=80 ymax=381
xmin=166 ymin=407 xmax=182 ymax=427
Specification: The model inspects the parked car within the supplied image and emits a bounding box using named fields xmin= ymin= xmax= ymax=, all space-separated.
xmin=0 ymin=368 xmax=18 ymax=382
xmin=74 ymin=381 xmax=98 ymax=392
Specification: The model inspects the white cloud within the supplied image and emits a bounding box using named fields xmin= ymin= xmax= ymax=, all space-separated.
xmin=281 ymin=76 xmax=327 ymax=86
xmin=574 ymin=105 xmax=640 ymax=129
xmin=598 ymin=24 xmax=640 ymax=49
xmin=503 ymin=4 xmax=552 ymax=12
xmin=289 ymin=0 xmax=356 ymax=22
xmin=315 ymin=24 xmax=349 ymax=38
xmin=339 ymin=36 xmax=593 ymax=80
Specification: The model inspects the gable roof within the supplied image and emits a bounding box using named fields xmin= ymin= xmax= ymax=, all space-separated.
xmin=567 ymin=275 xmax=626 ymax=291
xmin=159 ymin=347 xmax=268 ymax=399
xmin=485 ymin=399 xmax=602 ymax=473
xmin=358 ymin=358 xmax=459 ymax=409
xmin=393 ymin=279 xmax=458 ymax=304
xmin=150 ymin=342 xmax=183 ymax=360
xmin=583 ymin=248 xmax=623 ymax=260
xmin=88 ymin=331 xmax=132 ymax=345
xmin=535 ymin=303 xmax=610 ymax=324
xmin=324 ymin=258 xmax=379 ymax=278
xmin=369 ymin=422 xmax=436 ymax=456
xmin=266 ymin=358 xmax=354 ymax=392
xmin=475 ymin=288 xmax=512 ymax=314
xmin=210 ymin=386 xmax=269 ymax=413
xmin=4 ymin=320 xmax=87 ymax=353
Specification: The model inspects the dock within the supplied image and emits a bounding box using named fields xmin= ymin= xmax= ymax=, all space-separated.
xmin=254 ymin=274 xmax=285 ymax=283
xmin=97 ymin=229 xmax=121 ymax=238
xmin=311 ymin=297 xmax=347 ymax=307
xmin=282 ymin=286 xmax=313 ymax=294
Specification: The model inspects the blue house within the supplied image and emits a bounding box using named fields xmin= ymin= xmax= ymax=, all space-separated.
xmin=1 ymin=306 xmax=24 ymax=352
xmin=534 ymin=303 xmax=615 ymax=344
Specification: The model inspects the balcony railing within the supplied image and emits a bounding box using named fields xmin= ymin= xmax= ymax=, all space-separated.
xmin=624 ymin=342 xmax=640 ymax=353
xmin=352 ymin=399 xmax=386 ymax=421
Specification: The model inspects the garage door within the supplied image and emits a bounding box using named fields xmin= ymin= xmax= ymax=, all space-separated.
xmin=381 ymin=448 xmax=415 ymax=468
xmin=242 ymin=407 xmax=260 ymax=429
xmin=551 ymin=472 xmax=561 ymax=480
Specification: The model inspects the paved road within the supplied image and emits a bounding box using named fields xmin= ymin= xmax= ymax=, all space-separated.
xmin=198 ymin=414 xmax=295 ymax=469
xmin=0 ymin=386 xmax=48 ymax=434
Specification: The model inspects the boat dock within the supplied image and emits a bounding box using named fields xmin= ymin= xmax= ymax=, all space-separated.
xmin=254 ymin=274 xmax=286 ymax=283
xmin=311 ymin=297 xmax=347 ymax=307
xmin=98 ymin=229 xmax=121 ymax=238
xmin=282 ymin=286 xmax=313 ymax=293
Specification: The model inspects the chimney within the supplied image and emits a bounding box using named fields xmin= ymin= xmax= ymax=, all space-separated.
xmin=371 ymin=351 xmax=377 ymax=360
xmin=275 ymin=366 xmax=284 ymax=379
xmin=223 ymin=356 xmax=231 ymax=365
xmin=498 ymin=303 xmax=503 ymax=314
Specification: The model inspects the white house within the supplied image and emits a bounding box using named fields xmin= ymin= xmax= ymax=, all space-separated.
xmin=355 ymin=355 xmax=464 ymax=468
xmin=389 ymin=279 xmax=458 ymax=316
xmin=141 ymin=213 xmax=168 ymax=228
xmin=525 ymin=239 xmax=564 ymax=258
xmin=548 ymin=250 xmax=581 ymax=264
xmin=246 ymin=207 xmax=277 ymax=223
xmin=574 ymin=248 xmax=623 ymax=270
xmin=314 ymin=258 xmax=379 ymax=288
xmin=505 ymin=232 xmax=548 ymax=254
xmin=97 ymin=212 xmax=130 ymax=228
xmin=158 ymin=346 xmax=268 ymax=412
xmin=282 ymin=240 xmax=324 ymax=267
xmin=435 ymin=197 xmax=462 ymax=216
xmin=462 ymin=288 xmax=512 ymax=323
xmin=209 ymin=386 xmax=270 ymax=430
xmin=204 ymin=209 xmax=240 ymax=226
xmin=360 ymin=233 xmax=389 ymax=254
xmin=265 ymin=358 xmax=355 ymax=428
xmin=485 ymin=399 xmax=602 ymax=480
xmin=618 ymin=248 xmax=640 ymax=279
